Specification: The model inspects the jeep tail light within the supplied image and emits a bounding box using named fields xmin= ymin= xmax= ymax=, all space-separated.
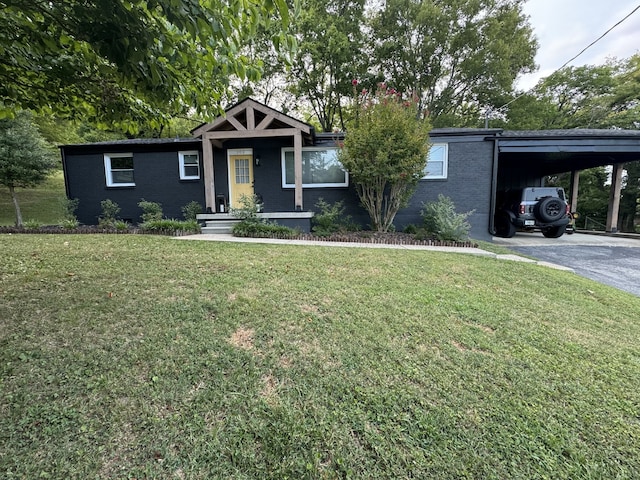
xmin=566 ymin=203 xmax=571 ymax=214
xmin=519 ymin=203 xmax=526 ymax=214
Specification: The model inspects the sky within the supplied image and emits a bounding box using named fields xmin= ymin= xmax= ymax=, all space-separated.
xmin=517 ymin=0 xmax=640 ymax=90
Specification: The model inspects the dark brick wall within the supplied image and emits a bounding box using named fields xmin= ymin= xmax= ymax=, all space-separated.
xmin=213 ymin=134 xmax=496 ymax=238
xmin=63 ymin=132 xmax=497 ymax=239
xmin=398 ymin=135 xmax=495 ymax=240
xmin=63 ymin=143 xmax=204 ymax=225
xmin=215 ymin=137 xmax=365 ymax=220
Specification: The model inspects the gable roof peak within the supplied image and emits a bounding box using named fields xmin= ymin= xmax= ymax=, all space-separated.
xmin=191 ymin=97 xmax=313 ymax=138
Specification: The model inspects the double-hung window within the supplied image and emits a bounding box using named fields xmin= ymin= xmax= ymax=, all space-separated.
xmin=281 ymin=147 xmax=348 ymax=188
xmin=423 ymin=144 xmax=448 ymax=180
xmin=179 ymin=151 xmax=200 ymax=180
xmin=104 ymin=153 xmax=135 ymax=187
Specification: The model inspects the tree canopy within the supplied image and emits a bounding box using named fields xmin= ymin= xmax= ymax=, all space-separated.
xmin=501 ymin=55 xmax=640 ymax=130
xmin=0 ymin=0 xmax=295 ymax=131
xmin=369 ymin=0 xmax=537 ymax=127
xmin=244 ymin=0 xmax=537 ymax=130
xmin=288 ymin=0 xmax=367 ymax=132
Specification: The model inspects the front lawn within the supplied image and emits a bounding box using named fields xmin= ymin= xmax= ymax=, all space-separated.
xmin=1 ymin=235 xmax=639 ymax=479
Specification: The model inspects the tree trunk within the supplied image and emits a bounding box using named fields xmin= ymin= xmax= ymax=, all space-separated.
xmin=9 ymin=184 xmax=23 ymax=227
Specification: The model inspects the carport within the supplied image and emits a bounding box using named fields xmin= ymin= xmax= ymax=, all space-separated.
xmin=490 ymin=129 xmax=640 ymax=234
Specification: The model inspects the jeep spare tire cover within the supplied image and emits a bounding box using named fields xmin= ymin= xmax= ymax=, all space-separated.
xmin=534 ymin=197 xmax=566 ymax=222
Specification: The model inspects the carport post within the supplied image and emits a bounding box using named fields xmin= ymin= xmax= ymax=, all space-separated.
xmin=570 ymin=170 xmax=580 ymax=213
xmin=606 ymin=163 xmax=624 ymax=233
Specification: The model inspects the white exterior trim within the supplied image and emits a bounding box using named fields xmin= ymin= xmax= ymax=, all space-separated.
xmin=104 ymin=153 xmax=135 ymax=187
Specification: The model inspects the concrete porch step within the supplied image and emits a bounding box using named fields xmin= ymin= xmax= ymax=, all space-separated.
xmin=201 ymin=219 xmax=240 ymax=235
xmin=201 ymin=225 xmax=234 ymax=234
xmin=197 ymin=211 xmax=314 ymax=234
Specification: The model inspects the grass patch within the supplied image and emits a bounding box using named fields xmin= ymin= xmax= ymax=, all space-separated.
xmin=0 ymin=170 xmax=66 ymax=225
xmin=1 ymin=234 xmax=640 ymax=478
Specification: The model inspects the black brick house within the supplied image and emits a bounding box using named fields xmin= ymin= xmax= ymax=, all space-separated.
xmin=60 ymin=98 xmax=640 ymax=239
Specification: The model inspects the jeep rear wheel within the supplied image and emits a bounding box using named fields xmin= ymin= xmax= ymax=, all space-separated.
xmin=534 ymin=197 xmax=566 ymax=223
xmin=495 ymin=212 xmax=516 ymax=238
xmin=542 ymin=225 xmax=566 ymax=238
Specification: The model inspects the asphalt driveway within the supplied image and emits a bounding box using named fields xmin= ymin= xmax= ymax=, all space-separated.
xmin=493 ymin=232 xmax=640 ymax=296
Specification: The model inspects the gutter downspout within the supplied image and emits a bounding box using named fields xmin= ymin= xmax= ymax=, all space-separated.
xmin=488 ymin=134 xmax=500 ymax=236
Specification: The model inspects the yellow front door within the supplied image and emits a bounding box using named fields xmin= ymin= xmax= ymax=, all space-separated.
xmin=228 ymin=152 xmax=254 ymax=208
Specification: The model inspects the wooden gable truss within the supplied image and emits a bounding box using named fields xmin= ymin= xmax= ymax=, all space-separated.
xmin=193 ymin=98 xmax=315 ymax=212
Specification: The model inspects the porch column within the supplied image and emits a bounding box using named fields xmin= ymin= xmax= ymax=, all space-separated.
xmin=294 ymin=131 xmax=303 ymax=210
xmin=570 ymin=170 xmax=580 ymax=213
xmin=606 ymin=163 xmax=624 ymax=233
xmin=202 ymin=136 xmax=216 ymax=212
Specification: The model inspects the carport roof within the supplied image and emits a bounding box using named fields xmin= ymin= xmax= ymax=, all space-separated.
xmin=499 ymin=129 xmax=640 ymax=139
xmin=495 ymin=128 xmax=640 ymax=175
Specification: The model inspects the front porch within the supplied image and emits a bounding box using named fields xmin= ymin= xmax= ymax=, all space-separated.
xmin=197 ymin=211 xmax=315 ymax=234
xmin=191 ymin=98 xmax=315 ymax=214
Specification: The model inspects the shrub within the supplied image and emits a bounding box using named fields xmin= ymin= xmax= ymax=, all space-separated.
xmin=230 ymin=194 xmax=298 ymax=238
xmin=140 ymin=219 xmax=200 ymax=234
xmin=59 ymin=218 xmax=79 ymax=229
xmin=182 ymin=201 xmax=202 ymax=221
xmin=99 ymin=199 xmax=120 ymax=227
xmin=232 ymin=220 xmax=298 ymax=238
xmin=58 ymin=197 xmax=80 ymax=228
xmin=61 ymin=197 xmax=79 ymax=219
xmin=403 ymin=224 xmax=418 ymax=234
xmin=114 ymin=220 xmax=130 ymax=231
xmin=421 ymin=194 xmax=474 ymax=242
xmin=23 ymin=219 xmax=41 ymax=230
xmin=138 ymin=199 xmax=163 ymax=223
xmin=312 ymin=198 xmax=357 ymax=236
xmin=230 ymin=194 xmax=260 ymax=222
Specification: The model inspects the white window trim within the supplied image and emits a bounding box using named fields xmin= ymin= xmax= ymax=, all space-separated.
xmin=281 ymin=147 xmax=349 ymax=188
xmin=422 ymin=143 xmax=448 ymax=180
xmin=178 ymin=150 xmax=200 ymax=180
xmin=104 ymin=153 xmax=135 ymax=187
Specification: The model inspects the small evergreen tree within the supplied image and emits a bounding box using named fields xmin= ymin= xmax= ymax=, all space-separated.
xmin=339 ymin=83 xmax=431 ymax=232
xmin=0 ymin=111 xmax=57 ymax=226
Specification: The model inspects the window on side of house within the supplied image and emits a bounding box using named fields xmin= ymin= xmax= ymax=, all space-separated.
xmin=104 ymin=153 xmax=135 ymax=187
xmin=281 ymin=147 xmax=348 ymax=188
xmin=179 ymin=151 xmax=200 ymax=180
xmin=423 ymin=144 xmax=448 ymax=180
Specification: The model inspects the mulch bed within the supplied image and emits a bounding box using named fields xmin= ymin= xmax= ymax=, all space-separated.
xmin=236 ymin=231 xmax=478 ymax=248
xmin=0 ymin=226 xmax=478 ymax=247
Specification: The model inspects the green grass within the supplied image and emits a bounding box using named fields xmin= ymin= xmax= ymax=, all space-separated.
xmin=1 ymin=234 xmax=640 ymax=479
xmin=0 ymin=170 xmax=67 ymax=225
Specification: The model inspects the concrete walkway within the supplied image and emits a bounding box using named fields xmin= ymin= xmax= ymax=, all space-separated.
xmin=176 ymin=234 xmax=574 ymax=272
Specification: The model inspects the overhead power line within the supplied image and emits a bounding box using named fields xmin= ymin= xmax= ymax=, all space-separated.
xmin=498 ymin=3 xmax=640 ymax=112
xmin=556 ymin=4 xmax=640 ymax=72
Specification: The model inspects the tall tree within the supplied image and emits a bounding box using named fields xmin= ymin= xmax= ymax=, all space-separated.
xmin=533 ymin=64 xmax=618 ymax=129
xmin=607 ymin=55 xmax=640 ymax=130
xmin=503 ymin=55 xmax=640 ymax=130
xmin=369 ymin=0 xmax=537 ymax=127
xmin=0 ymin=0 xmax=295 ymax=131
xmin=288 ymin=0 xmax=367 ymax=131
xmin=0 ymin=112 xmax=57 ymax=226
